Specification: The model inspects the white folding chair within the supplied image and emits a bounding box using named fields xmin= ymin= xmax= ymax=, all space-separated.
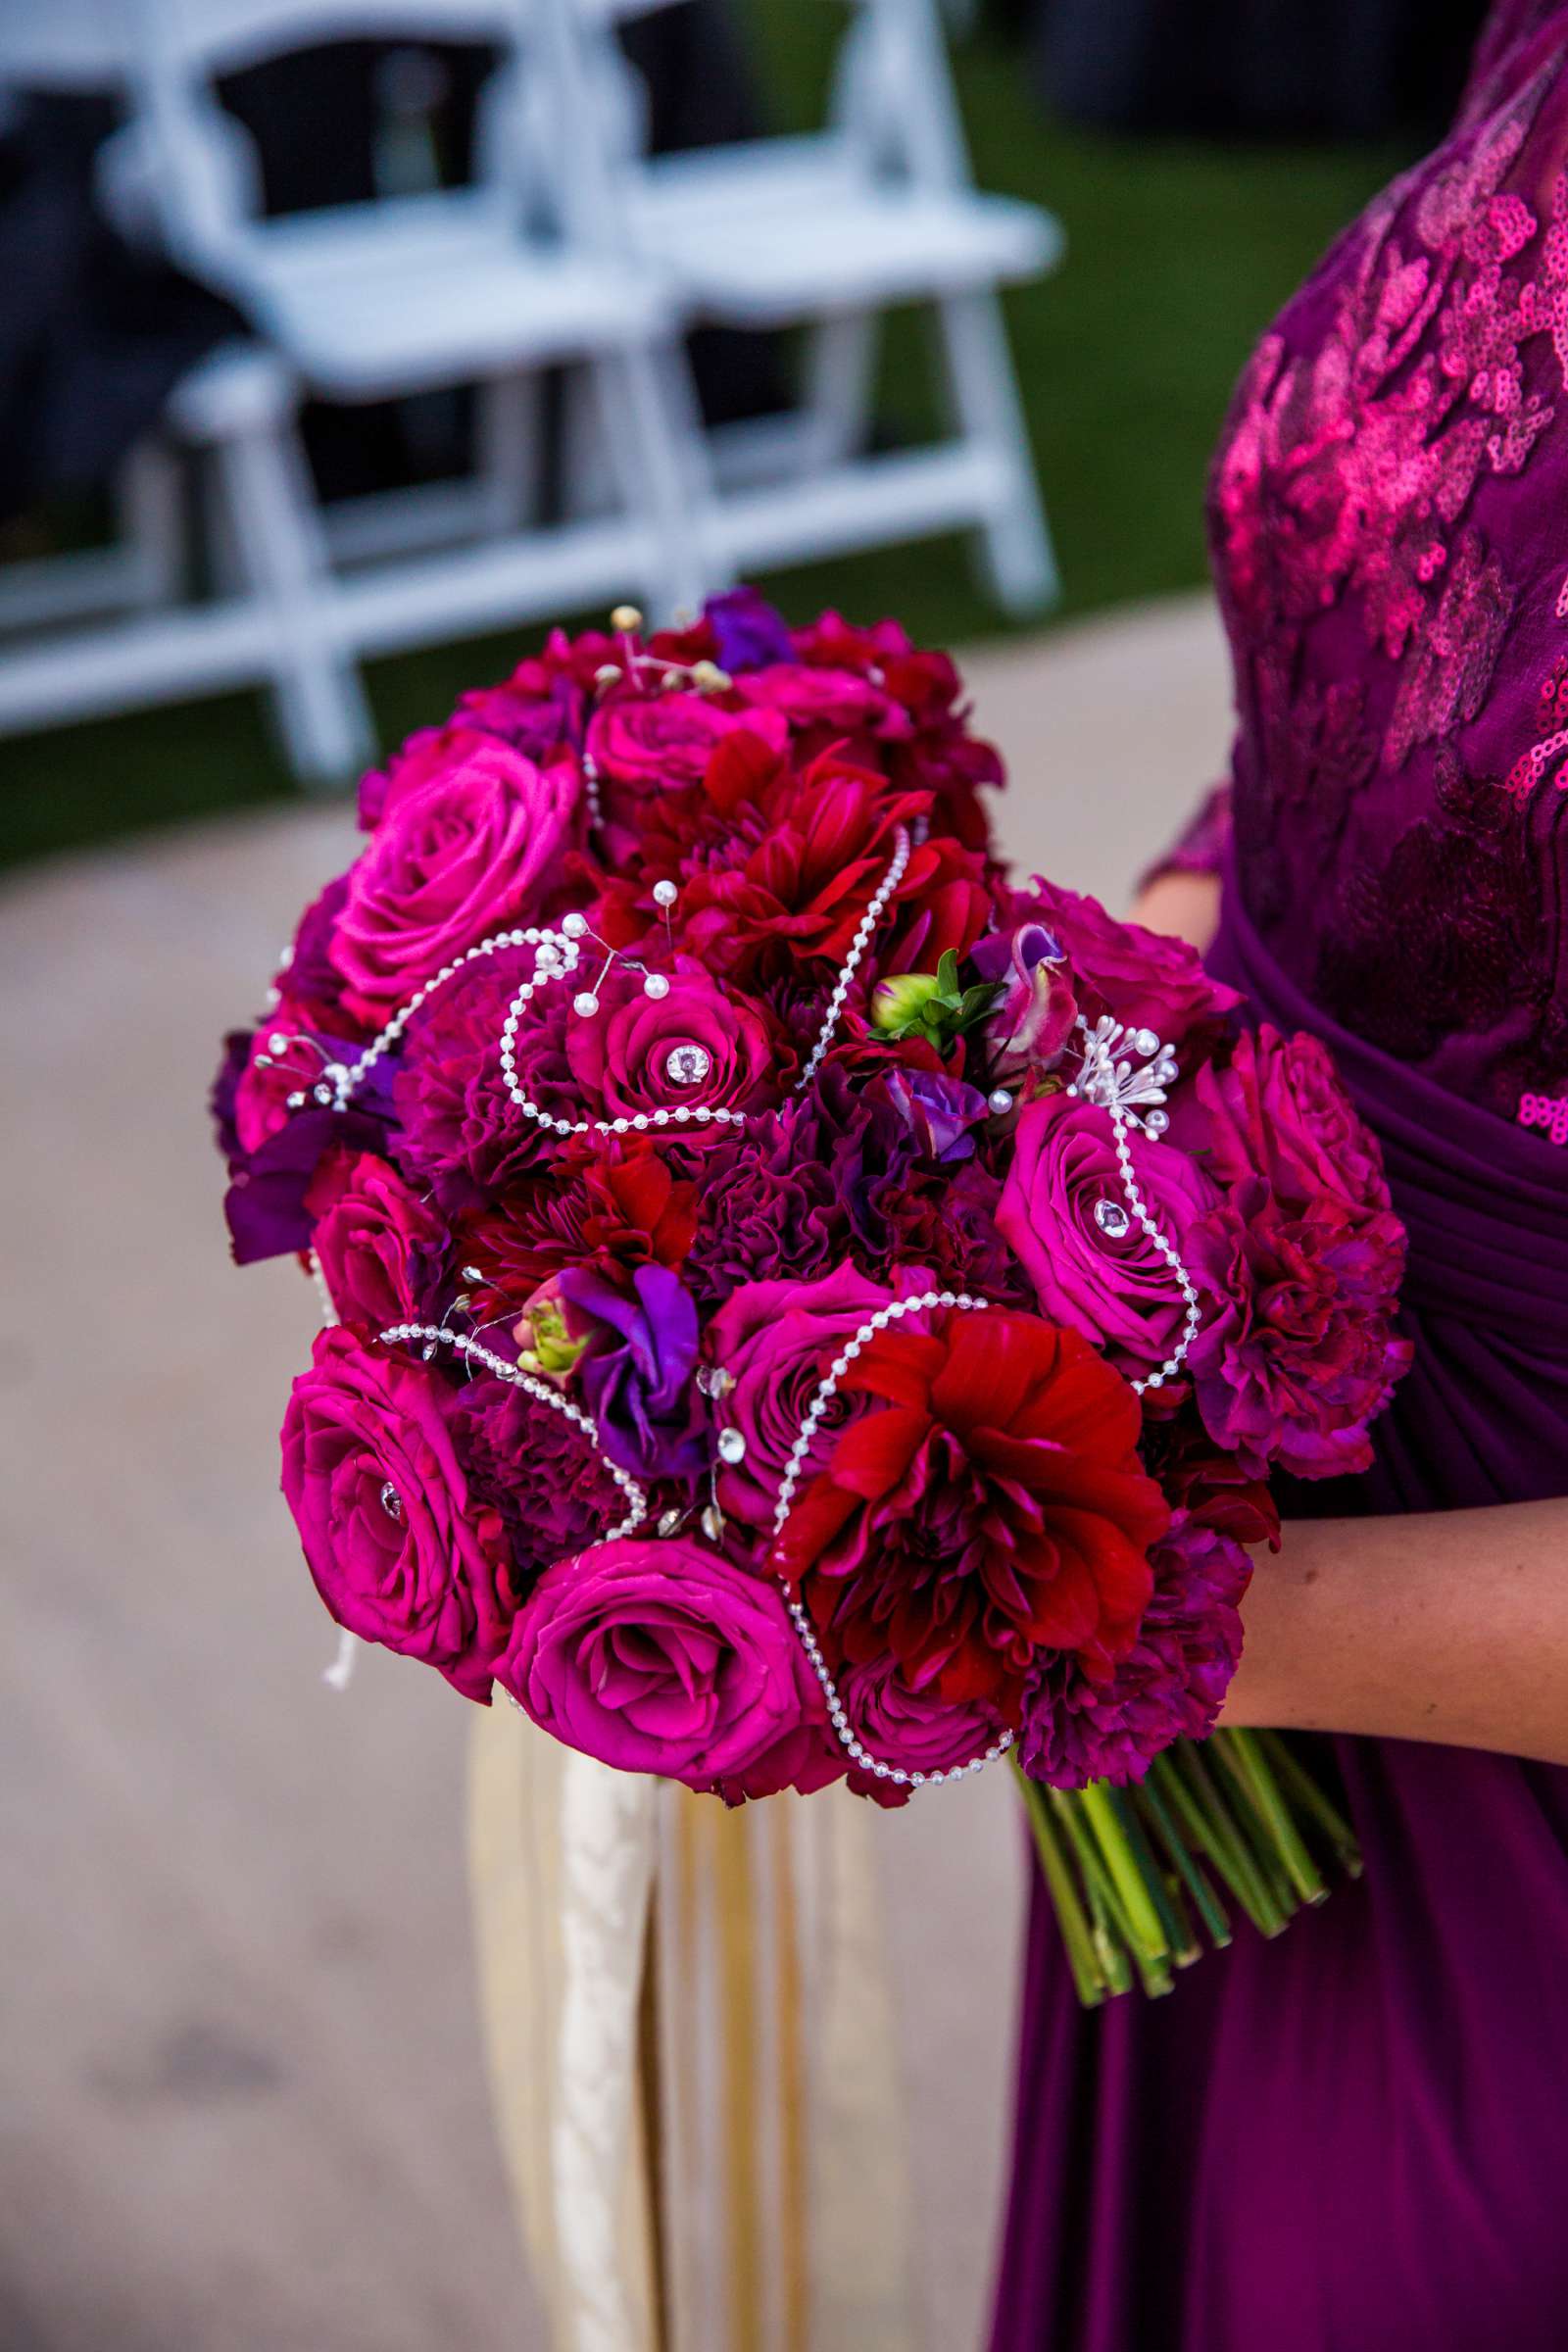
xmin=571 ymin=0 xmax=1064 ymax=612
xmin=0 ymin=7 xmax=380 ymax=781
xmin=122 ymin=2 xmax=710 ymax=706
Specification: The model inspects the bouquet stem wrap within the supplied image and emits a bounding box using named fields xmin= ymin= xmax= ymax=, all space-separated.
xmin=468 ymin=1702 xmax=917 ymax=2351
xmin=1014 ymin=1732 xmax=1361 ymax=2006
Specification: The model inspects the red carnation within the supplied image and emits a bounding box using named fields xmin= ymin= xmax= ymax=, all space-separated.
xmin=776 ymin=1309 xmax=1168 ymax=1716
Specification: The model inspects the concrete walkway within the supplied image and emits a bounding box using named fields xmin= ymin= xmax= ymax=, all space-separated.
xmin=0 ymin=594 xmax=1232 ymax=2352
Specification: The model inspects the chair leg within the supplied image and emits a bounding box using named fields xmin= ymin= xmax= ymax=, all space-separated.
xmin=118 ymin=441 xmax=186 ymax=610
xmin=933 ymin=288 xmax=1060 ymax=615
xmin=799 ymin=310 xmax=879 ymax=474
xmin=476 ymin=371 xmax=543 ymax=537
xmin=211 ymin=418 xmax=374 ymax=788
xmin=593 ymin=340 xmax=718 ymax=622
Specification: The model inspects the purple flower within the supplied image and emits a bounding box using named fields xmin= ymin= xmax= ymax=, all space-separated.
xmin=497 ymin=1535 xmax=837 ymax=1796
xmin=212 ymin=1029 xmax=398 ymax=1265
xmin=882 ymin=1066 xmax=990 ymax=1162
xmin=558 ymin=1261 xmax=709 ymax=1483
xmin=1017 ymin=1513 xmax=1251 ymax=1787
xmin=972 ymin=920 xmax=1077 ymax=1076
xmin=704 ymin=587 xmax=796 ymax=672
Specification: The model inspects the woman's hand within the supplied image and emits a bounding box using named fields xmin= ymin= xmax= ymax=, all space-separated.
xmin=1217 ymin=1503 xmax=1568 ymax=1766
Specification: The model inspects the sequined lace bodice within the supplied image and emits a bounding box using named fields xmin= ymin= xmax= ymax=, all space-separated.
xmin=1208 ymin=0 xmax=1568 ymax=1122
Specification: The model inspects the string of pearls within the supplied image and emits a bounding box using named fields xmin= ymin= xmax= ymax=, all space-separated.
xmin=294 ymin=925 xmax=577 ymax=1115
xmin=761 ymin=1287 xmax=1014 ymax=1792
xmin=795 ymin=826 xmax=911 ymax=1090
xmin=1110 ymin=1104 xmax=1201 ymax=1396
xmin=375 ymin=1321 xmax=649 ymax=1542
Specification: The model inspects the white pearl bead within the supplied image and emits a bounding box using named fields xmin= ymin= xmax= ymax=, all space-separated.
xmin=573 ymin=992 xmax=600 ymax=1018
xmin=988 ymin=1088 xmax=1013 ymax=1114
xmin=652 ymin=879 xmax=679 ymax=907
xmin=642 ymin=972 xmax=670 ymax=1000
xmin=562 ymin=912 xmax=589 ymax=938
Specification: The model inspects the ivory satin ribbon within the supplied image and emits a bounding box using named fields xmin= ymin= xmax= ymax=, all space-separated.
xmin=467 ymin=1703 xmax=917 ymax=2351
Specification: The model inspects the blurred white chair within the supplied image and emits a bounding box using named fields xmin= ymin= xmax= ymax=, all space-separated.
xmin=0 ymin=0 xmax=712 ymax=784
xmin=572 ymin=0 xmax=1063 ymax=612
xmin=0 ymin=7 xmax=378 ymax=780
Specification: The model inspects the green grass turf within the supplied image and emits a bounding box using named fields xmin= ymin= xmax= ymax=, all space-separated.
xmin=0 ymin=20 xmax=1405 ymax=872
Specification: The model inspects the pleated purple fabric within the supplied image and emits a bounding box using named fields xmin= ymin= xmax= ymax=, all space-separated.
xmin=985 ymin=876 xmax=1568 ymax=2352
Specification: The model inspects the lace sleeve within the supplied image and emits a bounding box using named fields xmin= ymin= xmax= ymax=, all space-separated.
xmin=1138 ymin=782 xmax=1232 ymax=892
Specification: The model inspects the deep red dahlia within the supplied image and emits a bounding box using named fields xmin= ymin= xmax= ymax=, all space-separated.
xmin=775 ymin=1310 xmax=1168 ymax=1715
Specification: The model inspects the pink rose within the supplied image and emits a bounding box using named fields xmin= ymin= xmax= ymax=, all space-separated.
xmin=836 ymin=1653 xmax=1003 ymax=1777
xmin=1023 ymin=879 xmax=1238 ymax=1046
xmin=998 ymin=1095 xmax=1219 ymax=1375
xmin=707 ymin=1262 xmax=892 ymax=1528
xmin=732 ymin=662 xmax=909 ymax=737
xmin=305 ymin=1148 xmax=449 ymax=1330
xmin=587 ymin=689 xmax=784 ymax=788
xmin=565 ymin=961 xmax=782 ymax=1128
xmin=280 ymin=1328 xmax=517 ymax=1700
xmin=328 ymin=737 xmax=580 ymax=1023
xmin=498 ymin=1536 xmax=832 ymax=1794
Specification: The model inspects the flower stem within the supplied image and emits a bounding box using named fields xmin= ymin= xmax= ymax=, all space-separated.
xmin=1080 ymin=1783 xmax=1169 ymax=1963
xmin=1009 ymin=1758 xmax=1107 ymax=2008
xmin=1134 ymin=1775 xmax=1232 ymax=1950
xmin=1164 ymin=1744 xmax=1289 ymax=1939
xmin=1258 ymin=1731 xmax=1363 ymax=1878
xmin=1048 ymin=1789 xmax=1140 ymax=1996
xmin=1113 ymin=1784 xmax=1201 ymax=1966
xmin=1218 ymin=1729 xmax=1328 ymax=1909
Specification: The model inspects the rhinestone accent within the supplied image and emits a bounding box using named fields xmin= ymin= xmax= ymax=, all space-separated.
xmin=378 ymin=1480 xmax=404 ymax=1523
xmin=1094 ymin=1197 xmax=1132 ymax=1237
xmin=663 ymin=1043 xmax=712 ymax=1088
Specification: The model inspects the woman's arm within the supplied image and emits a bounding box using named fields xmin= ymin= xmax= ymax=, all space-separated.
xmin=1219 ymin=1503 xmax=1568 ymax=1766
xmin=1124 ymin=874 xmax=1568 ymax=1767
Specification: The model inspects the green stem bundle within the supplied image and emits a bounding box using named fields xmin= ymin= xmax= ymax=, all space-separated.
xmin=1013 ymin=1730 xmax=1361 ymax=2008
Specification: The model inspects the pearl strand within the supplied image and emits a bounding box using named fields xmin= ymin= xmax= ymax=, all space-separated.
xmin=765 ymin=1288 xmax=1013 ymax=1791
xmin=299 ymin=926 xmax=580 ymax=1114
xmin=1111 ymin=1103 xmax=1203 ymax=1396
xmin=795 ymin=826 xmax=911 ymax=1090
xmin=376 ymin=1321 xmax=648 ymax=1542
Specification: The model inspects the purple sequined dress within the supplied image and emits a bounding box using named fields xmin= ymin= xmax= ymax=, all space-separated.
xmin=989 ymin=8 xmax=1568 ymax=2346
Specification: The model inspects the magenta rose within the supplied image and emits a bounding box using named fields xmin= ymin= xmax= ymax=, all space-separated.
xmin=305 ymin=1148 xmax=449 ymax=1330
xmin=1023 ymin=878 xmax=1238 ymax=1047
xmin=836 ymin=1653 xmax=1003 ymax=1777
xmin=565 ymin=961 xmax=782 ymax=1129
xmin=707 ymin=1262 xmax=893 ymax=1528
xmin=998 ymin=1095 xmax=1220 ymax=1375
xmin=498 ymin=1535 xmax=832 ymax=1794
xmin=733 ymin=662 xmax=909 ymax=738
xmin=587 ymin=689 xmax=785 ymax=788
xmin=328 ymin=737 xmax=580 ymax=1023
xmin=280 ymin=1327 xmax=518 ymax=1700
xmin=1018 ymin=1512 xmax=1251 ymax=1787
xmin=1178 ymin=1027 xmax=1411 ymax=1478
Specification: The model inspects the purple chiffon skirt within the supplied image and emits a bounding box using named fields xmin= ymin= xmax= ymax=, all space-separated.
xmin=987 ymin=881 xmax=1568 ymax=2352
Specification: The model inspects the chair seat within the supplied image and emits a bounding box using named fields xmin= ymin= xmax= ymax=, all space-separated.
xmin=217 ymin=194 xmax=668 ymax=397
xmin=628 ymin=143 xmax=1063 ymax=325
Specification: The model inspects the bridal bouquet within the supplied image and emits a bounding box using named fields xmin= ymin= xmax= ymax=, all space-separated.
xmin=213 ymin=592 xmax=1408 ymax=2002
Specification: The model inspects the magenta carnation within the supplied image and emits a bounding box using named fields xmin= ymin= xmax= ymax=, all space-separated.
xmin=1017 ymin=1511 xmax=1251 ymax=1786
xmin=1179 ymin=1027 xmax=1411 ymax=1478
